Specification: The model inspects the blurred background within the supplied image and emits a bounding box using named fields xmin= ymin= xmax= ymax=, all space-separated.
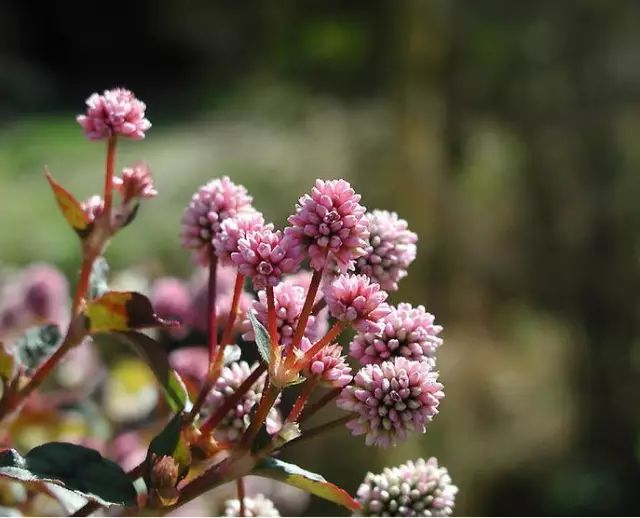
xmin=1 ymin=0 xmax=640 ymax=515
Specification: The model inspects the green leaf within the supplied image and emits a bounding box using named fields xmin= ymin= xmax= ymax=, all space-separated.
xmin=253 ymin=457 xmax=360 ymax=511
xmin=247 ymin=311 xmax=271 ymax=364
xmin=0 ymin=443 xmax=137 ymax=507
xmin=109 ymin=331 xmax=191 ymax=412
xmin=84 ymin=291 xmax=178 ymax=333
xmin=89 ymin=257 xmax=109 ymax=300
xmin=45 ymin=170 xmax=93 ymax=238
xmin=13 ymin=325 xmax=61 ymax=371
xmin=145 ymin=413 xmax=191 ymax=483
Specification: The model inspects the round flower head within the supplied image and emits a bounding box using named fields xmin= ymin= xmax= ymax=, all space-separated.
xmin=206 ymin=361 xmax=281 ymax=443
xmin=150 ymin=277 xmax=192 ymax=325
xmin=114 ymin=162 xmax=157 ymax=204
xmin=337 ymin=357 xmax=444 ymax=448
xmin=181 ymin=177 xmax=254 ymax=265
xmin=286 ymin=179 xmax=369 ymax=272
xmin=350 ymin=304 xmax=443 ymax=367
xmin=300 ymin=338 xmax=352 ymax=388
xmin=214 ymin=212 xmax=270 ymax=264
xmin=21 ymin=263 xmax=69 ymax=324
xmin=77 ymin=88 xmax=151 ymax=140
xmin=223 ymin=494 xmax=280 ymax=517
xmin=356 ymin=210 xmax=418 ymax=292
xmin=231 ymin=228 xmax=302 ymax=290
xmin=324 ymin=274 xmax=390 ymax=333
xmin=242 ymin=279 xmax=327 ymax=346
xmin=356 ymin=457 xmax=457 ymax=517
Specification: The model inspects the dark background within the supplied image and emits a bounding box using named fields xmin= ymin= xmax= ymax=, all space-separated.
xmin=1 ymin=0 xmax=640 ymax=515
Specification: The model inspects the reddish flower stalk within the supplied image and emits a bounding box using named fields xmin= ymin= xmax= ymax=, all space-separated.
xmin=208 ymin=253 xmax=219 ymax=365
xmin=199 ymin=363 xmax=266 ymax=435
xmin=285 ymin=377 xmax=318 ymax=423
xmin=286 ymin=268 xmax=323 ymax=366
xmin=294 ymin=321 xmax=345 ymax=370
xmin=266 ymin=285 xmax=278 ymax=360
xmin=71 ymin=254 xmax=95 ymax=315
xmin=212 ymin=272 xmax=245 ymax=373
xmin=237 ymin=477 xmax=246 ymax=517
xmin=239 ymin=381 xmax=279 ymax=449
xmin=300 ymin=387 xmax=341 ymax=423
xmin=102 ymin=136 xmax=117 ymax=223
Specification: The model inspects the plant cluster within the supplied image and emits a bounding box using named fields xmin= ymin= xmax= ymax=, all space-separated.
xmin=0 ymin=88 xmax=458 ymax=517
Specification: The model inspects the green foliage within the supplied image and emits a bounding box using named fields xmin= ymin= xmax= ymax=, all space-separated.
xmin=0 ymin=442 xmax=137 ymax=507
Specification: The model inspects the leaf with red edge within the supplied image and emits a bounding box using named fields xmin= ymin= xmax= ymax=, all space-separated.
xmin=45 ymin=169 xmax=92 ymax=237
xmin=84 ymin=291 xmax=178 ymax=333
xmin=252 ymin=457 xmax=360 ymax=511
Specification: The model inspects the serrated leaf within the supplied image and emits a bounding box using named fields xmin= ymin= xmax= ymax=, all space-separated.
xmin=45 ymin=170 xmax=92 ymax=237
xmin=109 ymin=331 xmax=191 ymax=412
xmin=0 ymin=443 xmax=137 ymax=507
xmin=253 ymin=457 xmax=360 ymax=511
xmin=13 ymin=325 xmax=61 ymax=371
xmin=145 ymin=413 xmax=191 ymax=483
xmin=89 ymin=257 xmax=109 ymax=300
xmin=84 ymin=291 xmax=178 ymax=333
xmin=0 ymin=343 xmax=15 ymax=382
xmin=247 ymin=311 xmax=271 ymax=364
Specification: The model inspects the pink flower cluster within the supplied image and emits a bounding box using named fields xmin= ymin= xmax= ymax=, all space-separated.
xmin=77 ymin=88 xmax=151 ymax=140
xmin=114 ymin=162 xmax=157 ymax=204
xmin=286 ymin=179 xmax=369 ymax=272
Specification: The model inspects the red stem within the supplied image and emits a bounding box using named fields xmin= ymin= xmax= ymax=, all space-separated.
xmin=266 ymin=285 xmax=278 ymax=365
xmin=286 ymin=269 xmax=322 ymax=368
xmin=294 ymin=321 xmax=344 ymax=370
xmin=300 ymin=387 xmax=341 ymax=423
xmin=239 ymin=381 xmax=279 ymax=449
xmin=102 ymin=136 xmax=117 ymax=220
xmin=311 ymin=298 xmax=327 ymax=316
xmin=285 ymin=377 xmax=318 ymax=423
xmin=199 ymin=363 xmax=266 ymax=435
xmin=207 ymin=253 xmax=219 ymax=366
xmin=212 ymin=272 xmax=245 ymax=372
xmin=237 ymin=477 xmax=246 ymax=517
xmin=71 ymin=254 xmax=94 ymax=315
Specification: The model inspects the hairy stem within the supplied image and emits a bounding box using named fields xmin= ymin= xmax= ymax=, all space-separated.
xmin=266 ymin=285 xmax=278 ymax=364
xmin=239 ymin=382 xmax=279 ymax=449
xmin=102 ymin=136 xmax=117 ymax=221
xmin=286 ymin=269 xmax=323 ymax=367
xmin=285 ymin=376 xmax=318 ymax=423
xmin=294 ymin=321 xmax=345 ymax=370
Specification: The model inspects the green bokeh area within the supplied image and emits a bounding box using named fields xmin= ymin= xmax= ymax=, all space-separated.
xmin=1 ymin=0 xmax=640 ymax=515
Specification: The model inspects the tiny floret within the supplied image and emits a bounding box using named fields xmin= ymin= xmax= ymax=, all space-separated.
xmin=350 ymin=303 xmax=443 ymax=367
xmin=356 ymin=210 xmax=417 ymax=291
xmin=286 ymin=179 xmax=369 ymax=272
xmin=114 ymin=162 xmax=157 ymax=203
xmin=180 ymin=177 xmax=254 ymax=265
xmin=214 ymin=212 xmax=270 ymax=264
xmin=231 ymin=228 xmax=302 ymax=290
xmin=356 ymin=457 xmax=457 ymax=516
xmin=77 ymin=88 xmax=151 ymax=140
xmin=337 ymin=357 xmax=444 ymax=447
xmin=300 ymin=339 xmax=352 ymax=388
xmin=324 ymin=274 xmax=390 ymax=333
xmin=223 ymin=494 xmax=281 ymax=517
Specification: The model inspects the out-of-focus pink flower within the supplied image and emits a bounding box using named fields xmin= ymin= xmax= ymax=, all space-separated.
xmin=286 ymin=179 xmax=369 ymax=272
xmin=323 ymin=274 xmax=390 ymax=333
xmin=114 ymin=162 xmax=157 ymax=203
xmin=350 ymin=303 xmax=443 ymax=367
xmin=77 ymin=88 xmax=151 ymax=140
xmin=231 ymin=229 xmax=302 ymax=290
xmin=150 ymin=277 xmax=192 ymax=326
xmin=181 ymin=177 xmax=254 ymax=265
xmin=356 ymin=457 xmax=458 ymax=516
xmin=242 ymin=279 xmax=327 ymax=346
xmin=355 ymin=210 xmax=417 ymax=292
xmin=110 ymin=431 xmax=147 ymax=472
xmin=299 ymin=338 xmax=352 ymax=388
xmin=214 ymin=213 xmax=269 ymax=265
xmin=21 ymin=263 xmax=69 ymax=324
xmin=169 ymin=346 xmax=209 ymax=384
xmin=205 ymin=361 xmax=281 ymax=443
xmin=337 ymin=357 xmax=444 ymax=448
